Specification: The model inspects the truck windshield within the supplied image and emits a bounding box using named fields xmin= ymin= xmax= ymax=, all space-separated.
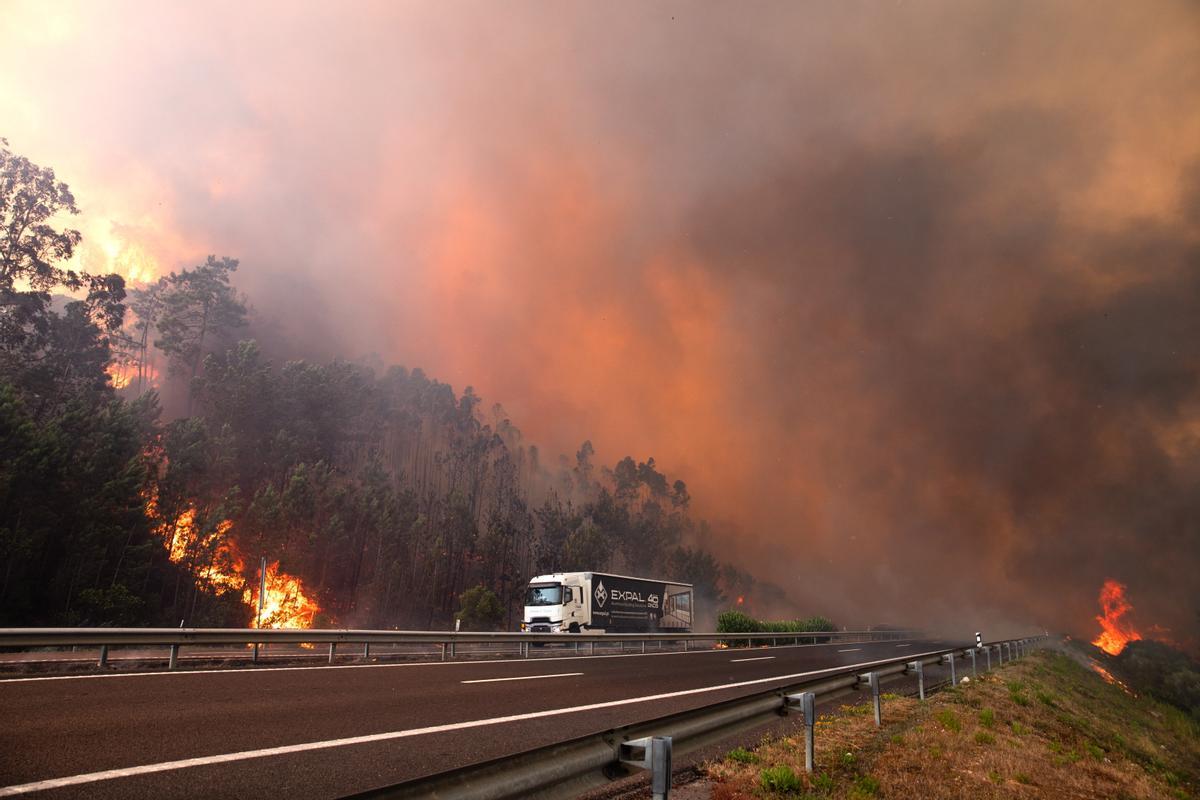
xmin=525 ymin=584 xmax=562 ymax=606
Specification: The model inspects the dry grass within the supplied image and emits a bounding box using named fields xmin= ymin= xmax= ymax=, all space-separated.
xmin=704 ymin=649 xmax=1200 ymax=799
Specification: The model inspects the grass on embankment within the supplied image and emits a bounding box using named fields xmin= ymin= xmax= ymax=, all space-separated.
xmin=705 ymin=649 xmax=1199 ymax=799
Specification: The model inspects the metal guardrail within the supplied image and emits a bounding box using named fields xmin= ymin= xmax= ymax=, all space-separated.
xmin=0 ymin=627 xmax=920 ymax=668
xmin=344 ymin=635 xmax=1051 ymax=800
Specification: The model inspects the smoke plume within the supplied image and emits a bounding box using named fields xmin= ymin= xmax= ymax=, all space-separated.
xmin=3 ymin=0 xmax=1198 ymax=643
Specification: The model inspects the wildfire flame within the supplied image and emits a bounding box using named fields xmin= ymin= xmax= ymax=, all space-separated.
xmin=245 ymin=561 xmax=320 ymax=629
xmin=107 ymin=361 xmax=160 ymax=392
xmin=1091 ymin=578 xmax=1142 ymax=656
xmin=144 ymin=488 xmax=320 ymax=628
xmin=1089 ymin=661 xmax=1135 ymax=695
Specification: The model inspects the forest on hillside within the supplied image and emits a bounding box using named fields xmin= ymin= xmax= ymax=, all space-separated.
xmin=0 ymin=139 xmax=783 ymax=630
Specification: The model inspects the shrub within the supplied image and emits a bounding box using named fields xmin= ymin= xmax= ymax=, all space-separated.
xmin=974 ymin=731 xmax=996 ymax=745
xmin=727 ymin=747 xmax=757 ymax=764
xmin=716 ymin=611 xmax=838 ymax=644
xmin=852 ymin=775 xmax=881 ymax=796
xmin=759 ymin=765 xmax=803 ymax=793
xmin=455 ymin=584 xmax=503 ymax=631
xmin=936 ymin=709 xmax=961 ymax=732
xmin=979 ymin=708 xmax=996 ymax=728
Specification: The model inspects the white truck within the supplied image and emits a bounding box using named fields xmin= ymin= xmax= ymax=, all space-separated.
xmin=521 ymin=571 xmax=693 ymax=634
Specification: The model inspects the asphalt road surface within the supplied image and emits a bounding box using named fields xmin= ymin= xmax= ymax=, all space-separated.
xmin=0 ymin=637 xmax=964 ymax=799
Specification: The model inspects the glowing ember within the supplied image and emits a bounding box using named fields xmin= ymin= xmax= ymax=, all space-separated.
xmin=1089 ymin=661 xmax=1135 ymax=695
xmin=736 ymin=596 xmax=745 ymax=606
xmin=1091 ymin=579 xmax=1142 ymax=656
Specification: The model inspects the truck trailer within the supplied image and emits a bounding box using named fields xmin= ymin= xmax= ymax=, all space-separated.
xmin=521 ymin=572 xmax=693 ymax=634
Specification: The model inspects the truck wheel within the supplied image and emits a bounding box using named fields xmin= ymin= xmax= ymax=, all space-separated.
xmin=569 ymin=623 xmax=580 ymax=633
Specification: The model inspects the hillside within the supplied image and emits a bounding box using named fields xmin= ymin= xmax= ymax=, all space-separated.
xmin=701 ymin=647 xmax=1199 ymax=799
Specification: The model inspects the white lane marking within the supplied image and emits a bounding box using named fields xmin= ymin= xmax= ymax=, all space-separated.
xmin=0 ymin=639 xmax=939 ymax=685
xmin=729 ymin=656 xmax=775 ymax=663
xmin=0 ymin=648 xmax=950 ymax=797
xmin=837 ymin=648 xmax=862 ymax=653
xmin=461 ymin=672 xmax=582 ymax=684
xmin=895 ymin=644 xmax=911 ymax=648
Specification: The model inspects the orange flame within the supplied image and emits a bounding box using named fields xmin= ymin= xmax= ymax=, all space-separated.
xmin=1091 ymin=579 xmax=1142 ymax=656
xmin=1089 ymin=661 xmax=1135 ymax=695
xmin=108 ymin=361 xmax=160 ymax=392
xmin=245 ymin=561 xmax=320 ymax=629
xmin=107 ymin=363 xmax=134 ymax=389
xmin=144 ymin=488 xmax=320 ymax=628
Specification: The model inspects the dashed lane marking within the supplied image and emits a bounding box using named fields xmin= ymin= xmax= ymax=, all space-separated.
xmin=461 ymin=672 xmax=583 ymax=684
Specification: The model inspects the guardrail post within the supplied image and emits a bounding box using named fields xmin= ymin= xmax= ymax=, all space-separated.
xmin=169 ymin=644 xmax=179 ymax=670
xmin=786 ymin=691 xmax=816 ymax=772
xmin=859 ymin=671 xmax=881 ymax=726
xmin=362 ymin=642 xmax=370 ymax=660
xmin=252 ymin=642 xmax=260 ymax=664
xmin=619 ymin=737 xmax=673 ymax=800
xmin=450 ymin=641 xmax=456 ymax=659
xmin=967 ymin=648 xmax=977 ymax=678
xmin=984 ymin=645 xmax=992 ymax=671
xmin=98 ymin=645 xmax=108 ymax=668
xmin=641 ymin=640 xmax=646 ymax=654
xmin=943 ymin=652 xmax=956 ymax=686
xmin=328 ymin=642 xmax=337 ymax=664
xmin=908 ymin=661 xmax=925 ymax=700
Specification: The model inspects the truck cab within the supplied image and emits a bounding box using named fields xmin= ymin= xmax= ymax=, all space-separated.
xmin=522 ymin=572 xmax=587 ymax=633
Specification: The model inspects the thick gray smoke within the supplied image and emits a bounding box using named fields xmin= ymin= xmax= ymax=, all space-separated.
xmin=2 ymin=0 xmax=1198 ymax=645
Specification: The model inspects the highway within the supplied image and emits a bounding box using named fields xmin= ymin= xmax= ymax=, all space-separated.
xmin=0 ymin=637 xmax=963 ymax=799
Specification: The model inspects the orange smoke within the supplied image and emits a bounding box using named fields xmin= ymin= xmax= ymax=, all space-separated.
xmin=144 ymin=488 xmax=320 ymax=628
xmin=1091 ymin=579 xmax=1142 ymax=656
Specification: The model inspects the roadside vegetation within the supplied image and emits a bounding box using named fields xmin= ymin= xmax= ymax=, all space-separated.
xmin=705 ymin=648 xmax=1199 ymax=799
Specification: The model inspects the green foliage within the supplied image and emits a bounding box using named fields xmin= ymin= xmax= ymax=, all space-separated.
xmin=851 ymin=775 xmax=880 ymax=797
xmin=455 ymin=584 xmax=504 ymax=631
xmin=812 ymin=773 xmax=835 ymax=792
xmin=716 ymin=611 xmax=837 ymax=642
xmin=759 ymin=765 xmax=803 ymax=793
xmin=936 ymin=709 xmax=961 ymax=732
xmin=974 ymin=731 xmax=996 ymax=745
xmin=979 ymin=708 xmax=995 ymax=728
xmin=726 ymin=747 xmax=757 ymax=764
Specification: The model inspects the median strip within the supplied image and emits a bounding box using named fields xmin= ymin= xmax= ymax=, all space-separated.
xmin=461 ymin=672 xmax=583 ymax=684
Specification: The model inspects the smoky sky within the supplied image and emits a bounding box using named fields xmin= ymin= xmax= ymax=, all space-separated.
xmin=3 ymin=1 xmax=1199 ymax=644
